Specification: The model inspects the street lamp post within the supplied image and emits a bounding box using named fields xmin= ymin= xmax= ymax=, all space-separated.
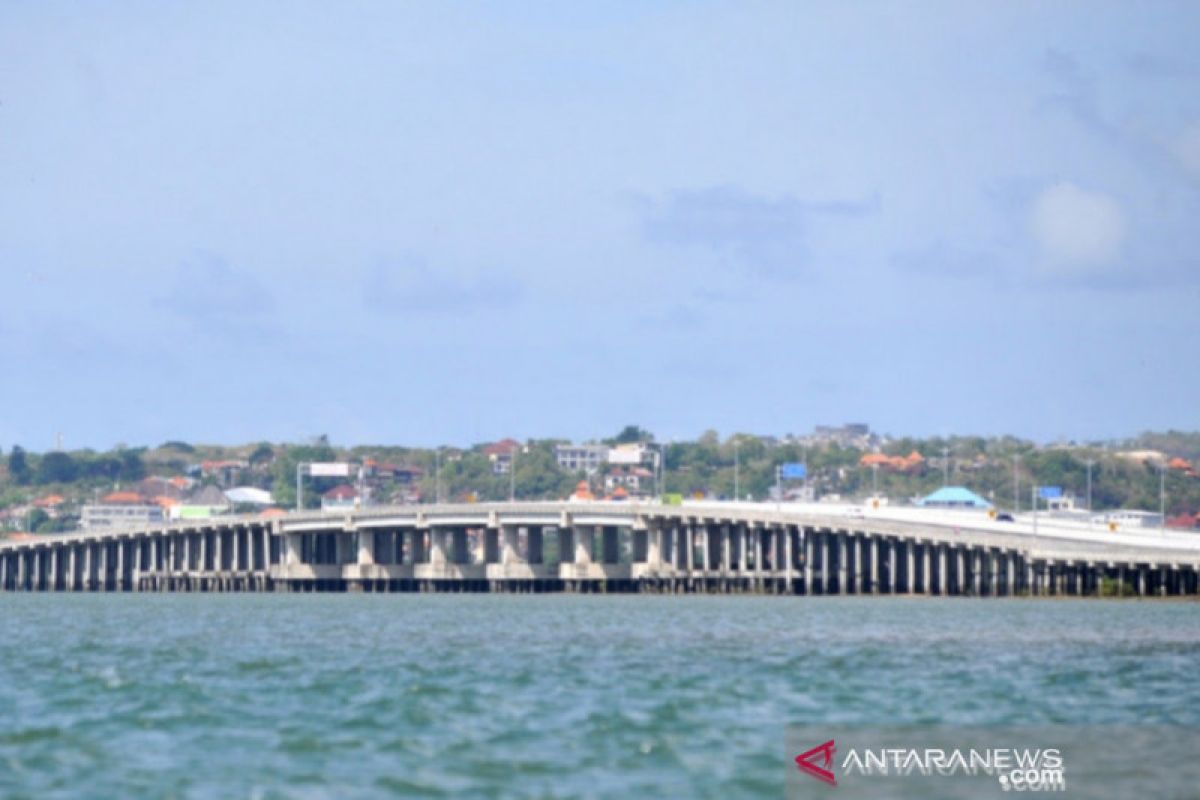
xmin=434 ymin=449 xmax=441 ymax=505
xmin=1085 ymin=458 xmax=1094 ymax=519
xmin=733 ymin=439 xmax=740 ymax=501
xmin=1013 ymin=454 xmax=1020 ymax=514
xmin=1160 ymin=462 xmax=1166 ymax=532
xmin=509 ymin=448 xmax=516 ymax=502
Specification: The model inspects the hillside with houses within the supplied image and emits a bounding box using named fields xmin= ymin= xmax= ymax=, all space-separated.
xmin=2 ymin=426 xmax=1199 ymax=537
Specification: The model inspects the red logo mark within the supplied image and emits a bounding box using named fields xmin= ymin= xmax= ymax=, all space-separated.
xmin=795 ymin=739 xmax=837 ymax=786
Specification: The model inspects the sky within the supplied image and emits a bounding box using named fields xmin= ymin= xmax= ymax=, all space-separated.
xmin=2 ymin=2 xmax=1198 ymax=451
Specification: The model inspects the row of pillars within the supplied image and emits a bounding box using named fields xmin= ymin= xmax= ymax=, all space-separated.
xmin=5 ymin=523 xmax=1199 ymax=597
xmin=0 ymin=526 xmax=275 ymax=591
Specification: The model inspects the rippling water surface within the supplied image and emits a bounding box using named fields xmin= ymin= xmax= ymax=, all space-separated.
xmin=1 ymin=595 xmax=1198 ymax=798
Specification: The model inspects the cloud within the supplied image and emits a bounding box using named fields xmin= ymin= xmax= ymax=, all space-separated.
xmin=157 ymin=252 xmax=279 ymax=340
xmin=1174 ymin=123 xmax=1200 ymax=179
xmin=638 ymin=185 xmax=877 ymax=277
xmin=1029 ymin=182 xmax=1126 ymax=270
xmin=363 ymin=258 xmax=523 ymax=314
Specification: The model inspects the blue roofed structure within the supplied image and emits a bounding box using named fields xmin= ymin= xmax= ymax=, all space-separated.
xmin=917 ymin=486 xmax=993 ymax=509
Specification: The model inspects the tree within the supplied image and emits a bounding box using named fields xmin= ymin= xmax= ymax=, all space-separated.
xmin=118 ymin=449 xmax=146 ymax=482
xmin=8 ymin=446 xmax=30 ymax=485
xmin=249 ymin=443 xmax=275 ymax=467
xmin=610 ymin=425 xmax=653 ymax=445
xmin=37 ymin=451 xmax=79 ymax=484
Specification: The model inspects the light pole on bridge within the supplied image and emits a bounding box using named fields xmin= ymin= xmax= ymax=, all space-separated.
xmin=1085 ymin=458 xmax=1095 ymax=523
xmin=733 ymin=438 xmax=740 ymax=501
xmin=1012 ymin=454 xmax=1020 ymax=514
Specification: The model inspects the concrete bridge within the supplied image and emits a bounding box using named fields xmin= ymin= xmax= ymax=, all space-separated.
xmin=2 ymin=502 xmax=1199 ymax=597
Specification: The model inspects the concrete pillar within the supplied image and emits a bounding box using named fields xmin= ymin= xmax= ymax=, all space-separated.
xmin=819 ymin=531 xmax=831 ymax=594
xmin=429 ymin=529 xmax=447 ymax=565
xmin=574 ymin=526 xmax=593 ymax=565
xmin=936 ymin=544 xmax=946 ymax=596
xmin=684 ymin=523 xmax=695 ymax=572
xmin=885 ymin=539 xmax=895 ymax=594
xmin=953 ymin=547 xmax=963 ymax=596
xmin=214 ymin=531 xmax=223 ymax=572
xmin=905 ymin=541 xmax=915 ymax=594
xmin=1006 ymin=553 xmax=1015 ymax=597
xmin=451 ymin=529 xmax=468 ymax=564
xmin=648 ymin=526 xmax=662 ymax=568
xmin=484 ymin=528 xmax=500 ymax=563
xmin=872 ymin=539 xmax=882 ymax=593
xmin=784 ymin=527 xmax=794 ymax=585
xmin=603 ymin=526 xmax=619 ymax=564
xmin=836 ymin=533 xmax=847 ymax=595
xmin=357 ymin=530 xmax=375 ymax=565
xmin=47 ymin=548 xmax=59 ymax=591
xmin=115 ymin=541 xmax=124 ymax=591
xmin=802 ymin=529 xmax=813 ymax=593
xmin=526 ymin=526 xmax=542 ymax=564
xmin=721 ymin=525 xmax=732 ymax=573
xmin=502 ymin=525 xmax=520 ymax=565
xmin=99 ymin=542 xmax=110 ymax=591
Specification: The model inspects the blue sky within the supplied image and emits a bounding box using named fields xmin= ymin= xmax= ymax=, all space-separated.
xmin=2 ymin=2 xmax=1198 ymax=450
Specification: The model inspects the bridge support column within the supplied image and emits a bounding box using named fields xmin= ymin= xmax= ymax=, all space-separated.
xmin=684 ymin=523 xmax=695 ymax=574
xmin=647 ymin=526 xmax=662 ymax=568
xmin=873 ymin=537 xmax=883 ymax=594
xmin=784 ymin=527 xmax=794 ymax=590
xmin=357 ymin=529 xmax=375 ymax=566
xmin=48 ymin=548 xmax=59 ymax=591
xmin=836 ymin=533 xmax=847 ymax=595
xmin=484 ymin=527 xmax=500 ymax=564
xmin=528 ymin=526 xmax=543 ymax=564
xmin=905 ymin=541 xmax=915 ymax=594
xmin=818 ymin=531 xmax=829 ymax=594
xmin=574 ymin=526 xmax=593 ymax=565
xmin=603 ymin=526 xmax=619 ymax=565
xmin=801 ymin=529 xmax=813 ymax=594
xmin=115 ymin=541 xmax=125 ymax=591
xmin=500 ymin=525 xmax=518 ymax=565
xmin=721 ymin=525 xmax=732 ymax=576
xmin=935 ymin=544 xmax=946 ymax=596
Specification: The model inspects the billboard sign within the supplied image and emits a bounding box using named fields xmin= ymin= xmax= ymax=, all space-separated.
xmin=780 ymin=462 xmax=807 ymax=480
xmin=1038 ymin=486 xmax=1063 ymax=499
xmin=308 ymin=462 xmax=351 ymax=477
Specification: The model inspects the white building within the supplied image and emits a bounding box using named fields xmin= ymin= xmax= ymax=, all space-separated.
xmin=555 ymin=444 xmax=608 ymax=473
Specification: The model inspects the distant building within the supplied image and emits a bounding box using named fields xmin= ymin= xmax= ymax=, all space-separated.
xmin=321 ymin=484 xmax=360 ymax=512
xmin=604 ymin=466 xmax=654 ymax=495
xmin=607 ymin=443 xmax=650 ymax=466
xmin=555 ymin=444 xmax=608 ymax=473
xmin=198 ymin=460 xmax=249 ymax=487
xmin=916 ymin=486 xmax=992 ymax=509
xmin=1044 ymin=493 xmax=1078 ymax=512
xmin=483 ymin=439 xmax=521 ymax=475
